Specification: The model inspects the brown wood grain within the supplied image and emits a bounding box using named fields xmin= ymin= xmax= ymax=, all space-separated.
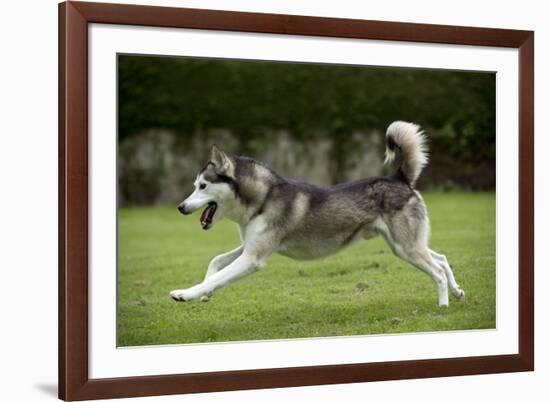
xmin=58 ymin=1 xmax=534 ymax=400
xmin=518 ymin=33 xmax=535 ymax=370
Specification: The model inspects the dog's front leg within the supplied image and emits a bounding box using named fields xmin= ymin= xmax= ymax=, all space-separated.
xmin=170 ymin=252 xmax=264 ymax=302
xmin=204 ymin=245 xmax=244 ymax=281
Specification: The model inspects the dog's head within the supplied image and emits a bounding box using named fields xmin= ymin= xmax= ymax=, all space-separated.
xmin=177 ymin=145 xmax=238 ymax=230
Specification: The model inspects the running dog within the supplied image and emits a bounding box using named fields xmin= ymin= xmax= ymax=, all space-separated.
xmin=171 ymin=121 xmax=465 ymax=306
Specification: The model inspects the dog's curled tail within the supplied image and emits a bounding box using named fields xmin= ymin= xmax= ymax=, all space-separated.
xmin=384 ymin=121 xmax=428 ymax=187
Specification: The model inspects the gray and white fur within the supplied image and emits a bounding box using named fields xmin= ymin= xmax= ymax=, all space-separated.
xmin=171 ymin=121 xmax=465 ymax=306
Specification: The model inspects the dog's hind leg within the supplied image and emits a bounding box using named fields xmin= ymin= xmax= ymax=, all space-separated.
xmin=377 ymin=198 xmax=449 ymax=306
xmin=380 ymin=228 xmax=449 ymax=306
xmin=429 ymin=249 xmax=465 ymax=301
xmin=204 ymin=245 xmax=244 ymax=281
xmin=394 ymin=245 xmax=449 ymax=307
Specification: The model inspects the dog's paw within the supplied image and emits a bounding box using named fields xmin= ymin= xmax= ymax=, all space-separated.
xmin=451 ymin=287 xmax=465 ymax=301
xmin=456 ymin=289 xmax=465 ymax=301
xmin=170 ymin=288 xmax=212 ymax=302
xmin=170 ymin=289 xmax=185 ymax=302
xmin=170 ymin=289 xmax=195 ymax=302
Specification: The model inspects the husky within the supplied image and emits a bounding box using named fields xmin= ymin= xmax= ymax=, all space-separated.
xmin=170 ymin=121 xmax=465 ymax=306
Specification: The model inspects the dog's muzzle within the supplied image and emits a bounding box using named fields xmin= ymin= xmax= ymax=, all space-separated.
xmin=177 ymin=203 xmax=191 ymax=215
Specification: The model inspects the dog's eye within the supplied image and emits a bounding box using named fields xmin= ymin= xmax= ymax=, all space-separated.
xmin=199 ymin=183 xmax=207 ymax=190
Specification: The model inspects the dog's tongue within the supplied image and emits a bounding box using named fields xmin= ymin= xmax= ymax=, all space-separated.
xmin=200 ymin=203 xmax=217 ymax=229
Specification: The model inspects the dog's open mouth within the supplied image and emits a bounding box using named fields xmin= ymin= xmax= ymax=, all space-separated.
xmin=200 ymin=202 xmax=217 ymax=230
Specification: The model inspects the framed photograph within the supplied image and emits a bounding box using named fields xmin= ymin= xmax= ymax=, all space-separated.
xmin=59 ymin=1 xmax=534 ymax=400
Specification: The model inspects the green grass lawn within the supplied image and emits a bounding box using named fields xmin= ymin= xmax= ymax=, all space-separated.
xmin=117 ymin=192 xmax=495 ymax=347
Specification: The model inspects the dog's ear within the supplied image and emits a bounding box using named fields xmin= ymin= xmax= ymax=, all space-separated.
xmin=209 ymin=145 xmax=233 ymax=174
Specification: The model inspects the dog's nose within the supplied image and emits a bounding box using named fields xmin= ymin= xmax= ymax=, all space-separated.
xmin=177 ymin=204 xmax=188 ymax=215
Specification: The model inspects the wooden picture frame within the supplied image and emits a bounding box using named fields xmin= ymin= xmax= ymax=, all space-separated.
xmin=59 ymin=1 xmax=534 ymax=400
